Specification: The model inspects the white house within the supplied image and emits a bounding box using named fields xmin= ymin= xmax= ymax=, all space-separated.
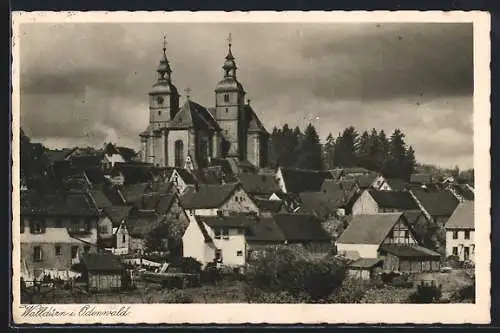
xmin=181 ymin=214 xmax=218 ymax=268
xmin=181 ymin=182 xmax=259 ymax=217
xmin=445 ymin=200 xmax=474 ymax=262
xmin=99 ymin=206 xmax=133 ymax=255
xmin=351 ymin=189 xmax=419 ymax=216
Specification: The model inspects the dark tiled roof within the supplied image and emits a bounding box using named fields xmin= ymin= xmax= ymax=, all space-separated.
xmin=273 ymin=213 xmax=332 ymax=242
xmin=84 ymin=168 xmax=106 ymax=184
xmin=280 ymin=168 xmax=333 ymax=193
xmin=254 ymin=199 xmax=283 ymax=213
xmin=45 ymin=148 xmax=75 ymax=163
xmin=403 ymin=210 xmax=424 ymax=225
xmin=119 ymin=183 xmax=150 ymax=206
xmin=81 ymin=253 xmax=123 ymax=272
xmin=385 ymin=178 xmax=407 ymax=191
xmin=244 ymin=105 xmax=268 ymax=135
xmin=452 ymin=184 xmax=475 ymax=201
xmin=298 ymin=191 xmax=344 ymax=220
xmin=355 ymin=173 xmax=379 ymax=189
xmin=102 ymin=206 xmax=133 ymax=226
xmin=126 ymin=210 xmax=166 ymax=237
xmin=245 ymin=217 xmax=286 ymax=242
xmin=141 ymin=191 xmax=178 ymax=215
xmin=199 ymin=215 xmax=256 ymax=229
xmin=168 ymin=167 xmax=198 ymax=185
xmin=21 ymin=190 xmax=100 ymax=217
xmin=95 ymin=183 xmax=126 ymax=206
xmin=90 ymin=189 xmax=113 ymax=208
xmin=238 ymin=173 xmax=281 ymax=195
xmin=411 ymin=188 xmax=460 ymax=217
xmin=181 ymin=183 xmax=240 ymax=209
xmin=379 ymin=244 xmax=441 ymax=258
xmin=169 ymin=100 xmax=220 ymax=131
xmin=446 ymin=200 xmax=474 ymax=229
xmin=336 ymin=213 xmax=403 ymax=245
xmin=410 ymin=173 xmax=434 ymax=184
xmin=368 ymin=190 xmax=419 ymax=210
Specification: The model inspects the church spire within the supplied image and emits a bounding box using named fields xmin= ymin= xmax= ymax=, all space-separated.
xmin=223 ymin=33 xmax=237 ymax=79
xmin=157 ymin=34 xmax=172 ymax=82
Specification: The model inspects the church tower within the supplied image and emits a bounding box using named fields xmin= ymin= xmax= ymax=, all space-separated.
xmin=148 ymin=36 xmax=180 ymax=130
xmin=214 ymin=34 xmax=247 ymax=159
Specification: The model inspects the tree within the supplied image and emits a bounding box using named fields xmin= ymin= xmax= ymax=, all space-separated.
xmin=385 ymin=129 xmax=408 ymax=179
xmin=333 ymin=126 xmax=359 ymax=167
xmin=356 ymin=130 xmax=372 ymax=169
xmin=403 ymin=145 xmax=417 ymax=180
xmin=295 ymin=123 xmax=323 ymax=170
xmin=323 ymin=133 xmax=336 ymax=170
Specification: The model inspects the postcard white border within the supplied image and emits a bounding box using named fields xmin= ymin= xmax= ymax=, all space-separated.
xmin=11 ymin=10 xmax=491 ymax=325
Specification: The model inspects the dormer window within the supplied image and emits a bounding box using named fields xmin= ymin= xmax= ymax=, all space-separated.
xmin=224 ymin=94 xmax=230 ymax=102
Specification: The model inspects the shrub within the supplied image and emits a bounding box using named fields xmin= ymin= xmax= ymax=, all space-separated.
xmin=328 ymin=278 xmax=368 ymax=303
xmin=245 ymin=248 xmax=346 ymax=302
xmin=409 ymin=284 xmax=442 ymax=303
xmin=161 ymin=289 xmax=193 ymax=303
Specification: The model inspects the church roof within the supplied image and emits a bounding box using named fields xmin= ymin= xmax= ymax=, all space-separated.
xmin=169 ymin=100 xmax=221 ymax=131
xmin=215 ymin=77 xmax=245 ymax=93
xmin=149 ymin=81 xmax=178 ymax=95
xmin=244 ymin=105 xmax=268 ymax=135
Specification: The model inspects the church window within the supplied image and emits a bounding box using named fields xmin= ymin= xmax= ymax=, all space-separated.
xmin=174 ymin=140 xmax=184 ymax=168
xmin=226 ymin=108 xmax=228 ymax=113
xmin=224 ymin=94 xmax=230 ymax=102
xmin=158 ymin=110 xmax=162 ymax=116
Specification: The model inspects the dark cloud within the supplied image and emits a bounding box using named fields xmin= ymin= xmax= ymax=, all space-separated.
xmin=18 ymin=22 xmax=474 ymax=169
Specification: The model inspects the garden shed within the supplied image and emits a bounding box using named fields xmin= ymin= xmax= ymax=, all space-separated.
xmin=378 ymin=244 xmax=441 ymax=273
xmin=81 ymin=253 xmax=124 ymax=292
xmin=347 ymin=258 xmax=383 ymax=280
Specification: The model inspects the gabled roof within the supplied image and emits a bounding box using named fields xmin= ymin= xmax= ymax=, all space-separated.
xmin=298 ymin=191 xmax=344 ymax=220
xmin=273 ymin=213 xmax=332 ymax=242
xmin=102 ymin=206 xmax=133 ymax=226
xmin=141 ymin=190 xmax=178 ymax=215
xmin=336 ymin=213 xmax=403 ymax=245
xmin=254 ymin=198 xmax=284 ymax=213
xmin=279 ymin=167 xmax=333 ymax=193
xmin=245 ymin=217 xmax=286 ymax=242
xmin=452 ymin=184 xmax=475 ymax=201
xmin=411 ymin=188 xmax=460 ymax=217
xmin=446 ymin=200 xmax=474 ymax=229
xmin=21 ymin=190 xmax=100 ymax=217
xmin=355 ymin=172 xmax=379 ymax=189
xmin=89 ymin=189 xmax=113 ymax=209
xmin=81 ymin=253 xmax=123 ymax=272
xmin=113 ymin=162 xmax=166 ymax=185
xmin=238 ymin=173 xmax=281 ymax=195
xmin=403 ymin=210 xmax=424 ymax=225
xmin=169 ymin=100 xmax=221 ymax=131
xmin=385 ymin=178 xmax=407 ymax=191
xmin=180 ymin=182 xmax=242 ymax=209
xmin=243 ymin=105 xmax=268 ymax=135
xmin=168 ymin=167 xmax=198 ymax=185
xmin=119 ymin=183 xmax=150 ymax=206
xmin=125 ymin=210 xmax=166 ymax=237
xmin=368 ymin=190 xmax=419 ymax=210
xmin=199 ymin=215 xmax=256 ymax=229
xmin=410 ymin=173 xmax=434 ymax=184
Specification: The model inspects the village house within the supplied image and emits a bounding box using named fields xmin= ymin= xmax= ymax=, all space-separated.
xmin=335 ymin=213 xmax=441 ymax=274
xmin=445 ymin=200 xmax=475 ymax=263
xmin=351 ymin=189 xmax=419 ymax=216
xmin=385 ymin=178 xmax=408 ymax=192
xmin=181 ymin=182 xmax=259 ymax=217
xmin=253 ymin=198 xmax=287 ymax=217
xmin=275 ymin=167 xmax=333 ymax=194
xmin=125 ymin=210 xmax=167 ymax=253
xmin=409 ymin=188 xmax=460 ymax=227
xmin=98 ymin=206 xmax=133 ymax=255
xmin=353 ymin=172 xmax=391 ymax=191
xmin=20 ymin=190 xmax=101 ymax=280
xmin=182 ymin=213 xmax=332 ymax=268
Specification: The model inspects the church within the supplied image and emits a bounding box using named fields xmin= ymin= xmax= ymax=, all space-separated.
xmin=139 ymin=36 xmax=269 ymax=170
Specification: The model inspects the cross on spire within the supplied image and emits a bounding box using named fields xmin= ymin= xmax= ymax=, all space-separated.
xmin=162 ymin=34 xmax=167 ymax=53
xmin=184 ymin=87 xmax=192 ymax=100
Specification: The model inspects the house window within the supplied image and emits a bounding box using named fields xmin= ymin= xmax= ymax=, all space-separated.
xmin=30 ymin=220 xmax=45 ymax=234
xmin=464 ymin=246 xmax=470 ymax=260
xmin=464 ymin=230 xmax=471 ymax=240
xmin=122 ymin=234 xmax=126 ymax=243
xmin=452 ymin=231 xmax=458 ymax=239
xmin=224 ymin=94 xmax=230 ymax=102
xmin=174 ymin=140 xmax=184 ymax=168
xmin=237 ymin=250 xmax=243 ymax=257
xmin=71 ymin=246 xmax=79 ymax=259
xmin=33 ymin=246 xmax=43 ymax=262
xmin=452 ymin=246 xmax=458 ymax=256
xmin=214 ymin=228 xmax=221 ymax=240
xmin=55 ymin=245 xmax=61 ymax=256
xmin=158 ymin=110 xmax=162 ymax=116
xmin=99 ymin=224 xmax=108 ymax=234
xmin=225 ymin=108 xmax=228 ymax=113
xmin=222 ymin=228 xmax=229 ymax=240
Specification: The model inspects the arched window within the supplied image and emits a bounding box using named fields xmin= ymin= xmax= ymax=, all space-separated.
xmin=174 ymin=140 xmax=184 ymax=167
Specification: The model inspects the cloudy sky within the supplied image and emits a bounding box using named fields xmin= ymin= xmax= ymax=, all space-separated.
xmin=19 ymin=22 xmax=473 ymax=169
